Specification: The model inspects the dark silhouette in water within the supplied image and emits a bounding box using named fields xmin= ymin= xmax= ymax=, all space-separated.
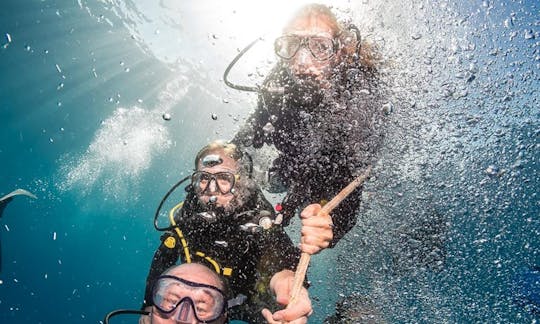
xmin=511 ymin=266 xmax=540 ymax=316
xmin=0 ymin=189 xmax=37 ymax=272
xmin=0 ymin=197 xmax=13 ymax=218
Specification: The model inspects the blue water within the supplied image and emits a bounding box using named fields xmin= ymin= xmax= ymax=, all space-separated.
xmin=1 ymin=0 xmax=538 ymax=323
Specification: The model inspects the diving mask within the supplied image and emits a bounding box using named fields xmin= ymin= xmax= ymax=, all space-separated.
xmin=191 ymin=171 xmax=237 ymax=195
xmin=274 ymin=35 xmax=337 ymax=61
xmin=152 ymin=275 xmax=227 ymax=323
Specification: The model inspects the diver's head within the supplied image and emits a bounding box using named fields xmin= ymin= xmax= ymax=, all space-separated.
xmin=275 ymin=4 xmax=368 ymax=89
xmin=192 ymin=140 xmax=252 ymax=214
xmin=150 ymin=263 xmax=228 ymax=324
xmin=275 ymin=4 xmax=344 ymax=87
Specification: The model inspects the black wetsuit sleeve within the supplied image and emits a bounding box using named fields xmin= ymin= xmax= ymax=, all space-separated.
xmin=142 ymin=232 xmax=181 ymax=308
xmin=259 ymin=226 xmax=301 ymax=279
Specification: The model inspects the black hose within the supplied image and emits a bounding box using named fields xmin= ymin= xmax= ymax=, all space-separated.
xmin=103 ymin=309 xmax=149 ymax=324
xmin=153 ymin=176 xmax=190 ymax=231
xmin=223 ymin=38 xmax=262 ymax=93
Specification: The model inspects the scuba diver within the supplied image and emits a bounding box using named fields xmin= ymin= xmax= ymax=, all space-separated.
xmin=0 ymin=188 xmax=36 ymax=272
xmin=105 ymin=263 xmax=228 ymax=324
xmin=228 ymin=3 xmax=385 ymax=250
xmin=140 ymin=140 xmax=313 ymax=324
xmin=148 ymin=263 xmax=229 ymax=324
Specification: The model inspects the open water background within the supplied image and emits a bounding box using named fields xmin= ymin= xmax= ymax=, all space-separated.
xmin=0 ymin=0 xmax=538 ymax=323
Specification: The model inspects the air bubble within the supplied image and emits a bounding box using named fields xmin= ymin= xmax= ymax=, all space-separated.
xmin=523 ymin=29 xmax=535 ymax=40
xmin=263 ymin=122 xmax=275 ymax=134
xmin=382 ymin=102 xmax=394 ymax=115
xmin=162 ymin=113 xmax=171 ymax=121
xmin=485 ymin=165 xmax=499 ymax=176
xmin=504 ymin=18 xmax=514 ymax=28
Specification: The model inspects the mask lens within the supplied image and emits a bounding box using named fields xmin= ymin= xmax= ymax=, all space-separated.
xmin=191 ymin=171 xmax=236 ymax=195
xmin=275 ymin=35 xmax=301 ymax=59
xmin=153 ymin=276 xmax=226 ymax=322
xmin=308 ymin=36 xmax=334 ymax=60
xmin=192 ymin=171 xmax=212 ymax=194
xmin=215 ymin=172 xmax=235 ymax=194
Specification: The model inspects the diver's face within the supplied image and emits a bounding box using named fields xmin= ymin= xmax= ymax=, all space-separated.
xmin=195 ymin=153 xmax=239 ymax=210
xmin=282 ymin=14 xmax=339 ymax=86
xmin=150 ymin=264 xmax=227 ymax=324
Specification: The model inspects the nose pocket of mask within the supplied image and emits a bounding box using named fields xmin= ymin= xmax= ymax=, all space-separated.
xmin=175 ymin=299 xmax=194 ymax=322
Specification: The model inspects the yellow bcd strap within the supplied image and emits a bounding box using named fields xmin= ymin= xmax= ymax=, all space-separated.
xmin=167 ymin=202 xmax=232 ymax=276
xmin=168 ymin=202 xmax=192 ymax=264
xmin=195 ymin=251 xmax=233 ymax=276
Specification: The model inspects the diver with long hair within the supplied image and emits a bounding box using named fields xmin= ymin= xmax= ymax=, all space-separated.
xmin=231 ymin=4 xmax=385 ymax=251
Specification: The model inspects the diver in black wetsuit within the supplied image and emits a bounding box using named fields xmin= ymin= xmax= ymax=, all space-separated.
xmin=141 ymin=141 xmax=312 ymax=324
xmin=232 ymin=4 xmax=385 ymax=248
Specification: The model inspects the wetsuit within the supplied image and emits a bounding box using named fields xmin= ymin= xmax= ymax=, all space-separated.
xmin=143 ymin=187 xmax=301 ymax=322
xmin=233 ymin=61 xmax=384 ymax=246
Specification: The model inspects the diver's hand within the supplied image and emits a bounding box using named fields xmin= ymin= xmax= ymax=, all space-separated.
xmin=299 ymin=204 xmax=333 ymax=254
xmin=138 ymin=306 xmax=152 ymax=324
xmin=262 ymin=270 xmax=312 ymax=324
